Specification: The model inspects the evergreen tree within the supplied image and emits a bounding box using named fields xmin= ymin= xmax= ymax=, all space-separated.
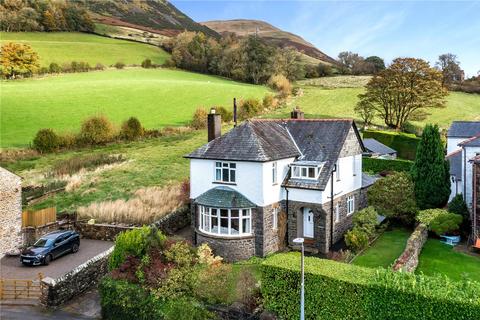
xmin=411 ymin=124 xmax=451 ymax=209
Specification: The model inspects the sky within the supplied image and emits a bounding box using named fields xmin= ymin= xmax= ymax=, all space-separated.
xmin=171 ymin=0 xmax=480 ymax=77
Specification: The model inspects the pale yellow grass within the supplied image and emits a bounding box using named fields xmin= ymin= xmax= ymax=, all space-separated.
xmin=77 ymin=184 xmax=186 ymax=225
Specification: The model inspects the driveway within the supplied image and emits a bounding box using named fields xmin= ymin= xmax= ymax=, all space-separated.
xmin=0 ymin=239 xmax=113 ymax=280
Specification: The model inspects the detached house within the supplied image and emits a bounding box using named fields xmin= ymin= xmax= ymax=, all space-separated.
xmin=447 ymin=121 xmax=480 ymax=241
xmin=185 ymin=110 xmax=373 ymax=261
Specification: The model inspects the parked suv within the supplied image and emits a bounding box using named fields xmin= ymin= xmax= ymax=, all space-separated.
xmin=20 ymin=230 xmax=80 ymax=266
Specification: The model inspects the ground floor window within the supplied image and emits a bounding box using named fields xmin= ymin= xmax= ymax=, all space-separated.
xmin=335 ymin=203 xmax=340 ymax=223
xmin=199 ymin=205 xmax=252 ymax=236
xmin=347 ymin=195 xmax=355 ymax=215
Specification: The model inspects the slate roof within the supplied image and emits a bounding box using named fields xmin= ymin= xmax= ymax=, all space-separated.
xmin=186 ymin=118 xmax=364 ymax=191
xmin=195 ymin=186 xmax=255 ymax=208
xmin=446 ymin=149 xmax=462 ymax=179
xmin=363 ymin=138 xmax=397 ymax=155
xmin=362 ymin=173 xmax=380 ymax=189
xmin=447 ymin=121 xmax=480 ymax=138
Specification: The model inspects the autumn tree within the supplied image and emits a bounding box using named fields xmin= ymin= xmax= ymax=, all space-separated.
xmin=435 ymin=53 xmax=464 ymax=86
xmin=272 ymin=47 xmax=305 ymax=80
xmin=364 ymin=56 xmax=385 ymax=73
xmin=0 ymin=42 xmax=39 ymax=79
xmin=355 ymin=58 xmax=448 ymax=130
xmin=337 ymin=51 xmax=363 ymax=74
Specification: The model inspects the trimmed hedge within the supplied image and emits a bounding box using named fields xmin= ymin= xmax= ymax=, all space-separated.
xmin=262 ymin=253 xmax=480 ymax=320
xmin=363 ymin=130 xmax=420 ymax=160
xmin=363 ymin=157 xmax=413 ymax=174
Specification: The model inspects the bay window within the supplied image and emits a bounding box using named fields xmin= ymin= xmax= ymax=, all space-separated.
xmin=199 ymin=205 xmax=252 ymax=236
xmin=215 ymin=162 xmax=236 ymax=183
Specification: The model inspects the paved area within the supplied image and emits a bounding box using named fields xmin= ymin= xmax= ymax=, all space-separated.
xmin=0 ymin=239 xmax=113 ymax=280
xmin=0 ymin=289 xmax=101 ymax=319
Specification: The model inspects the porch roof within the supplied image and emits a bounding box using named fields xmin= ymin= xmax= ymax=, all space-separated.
xmin=195 ymin=186 xmax=256 ymax=208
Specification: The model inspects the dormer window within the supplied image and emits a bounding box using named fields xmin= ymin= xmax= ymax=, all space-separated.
xmin=291 ymin=162 xmax=322 ymax=180
xmin=215 ymin=162 xmax=236 ymax=183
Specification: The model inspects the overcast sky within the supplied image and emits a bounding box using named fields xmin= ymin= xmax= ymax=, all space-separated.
xmin=172 ymin=0 xmax=480 ymax=77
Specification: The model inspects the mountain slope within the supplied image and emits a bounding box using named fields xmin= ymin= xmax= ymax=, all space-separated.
xmin=202 ymin=19 xmax=337 ymax=65
xmin=86 ymin=0 xmax=218 ymax=38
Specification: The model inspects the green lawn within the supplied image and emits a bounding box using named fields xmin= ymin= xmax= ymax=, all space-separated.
xmin=417 ymin=239 xmax=480 ymax=282
xmin=0 ymin=32 xmax=170 ymax=67
xmin=352 ymin=229 xmax=410 ymax=268
xmin=0 ymin=68 xmax=269 ymax=148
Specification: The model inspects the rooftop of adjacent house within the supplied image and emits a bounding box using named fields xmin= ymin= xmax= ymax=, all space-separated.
xmin=447 ymin=121 xmax=480 ymax=138
xmin=458 ymin=134 xmax=480 ymax=147
xmin=446 ymin=149 xmax=463 ymax=178
xmin=186 ymin=118 xmax=364 ymax=191
xmin=363 ymin=138 xmax=397 ymax=155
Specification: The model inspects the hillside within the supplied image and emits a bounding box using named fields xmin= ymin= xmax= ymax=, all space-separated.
xmin=202 ymin=19 xmax=337 ymax=65
xmin=85 ymin=0 xmax=218 ymax=38
xmin=0 ymin=32 xmax=169 ymax=67
xmin=0 ymin=69 xmax=269 ymax=148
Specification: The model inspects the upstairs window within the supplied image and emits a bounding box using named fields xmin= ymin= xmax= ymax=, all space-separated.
xmin=215 ymin=162 xmax=236 ymax=183
xmin=336 ymin=160 xmax=341 ymax=181
xmin=272 ymin=162 xmax=278 ymax=184
xmin=352 ymin=155 xmax=357 ymax=176
xmin=291 ymin=165 xmax=320 ymax=180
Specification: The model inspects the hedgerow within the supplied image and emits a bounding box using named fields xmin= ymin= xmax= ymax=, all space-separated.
xmin=261 ymin=253 xmax=480 ymax=320
xmin=363 ymin=157 xmax=413 ymax=174
xmin=363 ymin=130 xmax=420 ymax=160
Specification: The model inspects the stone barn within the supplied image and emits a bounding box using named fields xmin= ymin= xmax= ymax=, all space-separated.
xmin=0 ymin=166 xmax=22 ymax=256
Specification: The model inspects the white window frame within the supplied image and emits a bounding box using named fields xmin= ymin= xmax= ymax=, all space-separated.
xmin=335 ymin=203 xmax=340 ymax=223
xmin=352 ymin=155 xmax=357 ymax=176
xmin=215 ymin=161 xmax=236 ymax=183
xmin=291 ymin=165 xmax=320 ymax=180
xmin=273 ymin=207 xmax=278 ymax=230
xmin=336 ymin=160 xmax=341 ymax=181
xmin=272 ymin=162 xmax=277 ymax=185
xmin=347 ymin=195 xmax=355 ymax=215
xmin=199 ymin=205 xmax=252 ymax=237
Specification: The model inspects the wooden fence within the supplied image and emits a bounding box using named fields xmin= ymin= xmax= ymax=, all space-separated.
xmin=0 ymin=274 xmax=43 ymax=300
xmin=22 ymin=207 xmax=56 ymax=227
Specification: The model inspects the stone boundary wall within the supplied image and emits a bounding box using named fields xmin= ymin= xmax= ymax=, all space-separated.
xmin=151 ymin=206 xmax=190 ymax=235
xmin=392 ymin=224 xmax=428 ymax=272
xmin=75 ymin=222 xmax=136 ymax=241
xmin=40 ymin=247 xmax=113 ymax=307
xmin=23 ymin=222 xmax=60 ymax=246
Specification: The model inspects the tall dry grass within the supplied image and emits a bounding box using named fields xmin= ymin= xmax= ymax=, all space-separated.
xmin=77 ymin=183 xmax=188 ymax=225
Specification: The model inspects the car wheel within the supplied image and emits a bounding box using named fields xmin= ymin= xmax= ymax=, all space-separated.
xmin=44 ymin=254 xmax=52 ymax=266
xmin=71 ymin=243 xmax=79 ymax=253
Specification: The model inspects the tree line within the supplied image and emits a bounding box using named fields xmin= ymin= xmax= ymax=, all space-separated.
xmin=0 ymin=0 xmax=94 ymax=32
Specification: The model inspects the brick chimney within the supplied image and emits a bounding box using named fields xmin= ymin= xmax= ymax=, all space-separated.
xmin=291 ymin=107 xmax=304 ymax=119
xmin=208 ymin=108 xmax=221 ymax=142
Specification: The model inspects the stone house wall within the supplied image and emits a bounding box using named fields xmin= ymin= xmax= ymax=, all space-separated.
xmin=40 ymin=246 xmax=113 ymax=307
xmin=0 ymin=167 xmax=22 ymax=255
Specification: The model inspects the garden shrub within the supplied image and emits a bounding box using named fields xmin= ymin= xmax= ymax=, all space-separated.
xmin=49 ymin=62 xmax=61 ymax=73
xmin=38 ymin=66 xmax=49 ymax=74
xmin=194 ymin=264 xmax=233 ymax=304
xmin=162 ymin=297 xmax=215 ymax=320
xmin=114 ymin=61 xmax=126 ymax=69
xmin=351 ymin=206 xmax=379 ymax=238
xmin=417 ymin=209 xmax=462 ymax=236
xmin=368 ymin=172 xmax=417 ymax=224
xmin=95 ymin=63 xmax=105 ymax=70
xmin=448 ymin=194 xmax=470 ymax=235
xmin=238 ymin=98 xmax=262 ymax=120
xmin=79 ymin=115 xmax=115 ymax=145
xmin=362 ymin=157 xmax=413 ymax=174
xmin=363 ymin=130 xmax=420 ymax=160
xmin=120 ymin=117 xmax=144 ymax=140
xmin=57 ymin=132 xmax=77 ymax=150
xmin=164 ymin=240 xmax=196 ymax=267
xmin=33 ymin=128 xmax=60 ymax=153
xmin=262 ymin=94 xmax=278 ymax=110
xmin=262 ymin=253 xmax=480 ymax=320
xmin=213 ymin=106 xmax=233 ymax=123
xmin=235 ymin=268 xmax=261 ymax=312
xmin=268 ymin=74 xmax=291 ymax=97
xmin=190 ymin=108 xmax=208 ymax=129
xmin=141 ymin=58 xmax=153 ymax=68
xmin=109 ymin=226 xmax=166 ymax=270
xmin=344 ymin=227 xmax=369 ymax=252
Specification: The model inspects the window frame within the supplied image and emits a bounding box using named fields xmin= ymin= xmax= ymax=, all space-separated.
xmin=273 ymin=207 xmax=278 ymax=230
xmin=272 ymin=162 xmax=278 ymax=185
xmin=199 ymin=205 xmax=252 ymax=237
xmin=347 ymin=195 xmax=355 ymax=215
xmin=352 ymin=155 xmax=357 ymax=176
xmin=215 ymin=161 xmax=237 ymax=183
xmin=291 ymin=165 xmax=320 ymax=180
xmin=334 ymin=203 xmax=340 ymax=223
xmin=335 ymin=160 xmax=341 ymax=181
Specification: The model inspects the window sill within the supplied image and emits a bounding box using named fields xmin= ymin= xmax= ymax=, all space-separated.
xmin=212 ymin=181 xmax=237 ymax=186
xmin=195 ymin=229 xmax=254 ymax=240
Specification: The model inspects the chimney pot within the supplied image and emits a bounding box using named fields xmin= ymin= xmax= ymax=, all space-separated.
xmin=291 ymin=107 xmax=304 ymax=119
xmin=208 ymin=111 xmax=221 ymax=142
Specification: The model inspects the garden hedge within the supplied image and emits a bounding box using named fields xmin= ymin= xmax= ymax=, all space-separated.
xmin=262 ymin=253 xmax=480 ymax=320
xmin=363 ymin=130 xmax=420 ymax=160
xmin=363 ymin=157 xmax=413 ymax=174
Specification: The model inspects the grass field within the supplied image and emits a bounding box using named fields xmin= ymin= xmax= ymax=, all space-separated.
xmin=417 ymin=239 xmax=480 ymax=282
xmin=0 ymin=32 xmax=170 ymax=67
xmin=0 ymin=68 xmax=269 ymax=147
xmin=352 ymin=229 xmax=410 ymax=268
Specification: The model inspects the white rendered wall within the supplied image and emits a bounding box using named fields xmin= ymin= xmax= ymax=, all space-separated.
xmin=463 ymin=146 xmax=480 ymax=208
xmin=447 ymin=137 xmax=465 ymax=154
xmin=321 ymin=154 xmax=363 ymax=203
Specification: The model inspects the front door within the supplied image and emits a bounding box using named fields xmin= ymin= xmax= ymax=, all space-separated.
xmin=303 ymin=208 xmax=314 ymax=238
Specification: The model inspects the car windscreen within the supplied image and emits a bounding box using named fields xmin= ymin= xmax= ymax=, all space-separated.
xmin=33 ymin=238 xmax=55 ymax=247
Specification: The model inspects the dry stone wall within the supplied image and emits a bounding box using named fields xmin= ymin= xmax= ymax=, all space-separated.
xmin=0 ymin=167 xmax=22 ymax=254
xmin=392 ymin=224 xmax=428 ymax=272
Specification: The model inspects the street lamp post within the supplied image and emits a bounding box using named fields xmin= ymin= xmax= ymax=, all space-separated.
xmin=293 ymin=237 xmax=305 ymax=320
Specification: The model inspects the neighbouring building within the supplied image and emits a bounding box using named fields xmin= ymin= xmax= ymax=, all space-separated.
xmin=185 ymin=109 xmax=374 ymax=261
xmin=363 ymin=138 xmax=397 ymax=159
xmin=0 ymin=167 xmax=23 ymax=256
xmin=446 ymin=121 xmax=480 ymax=240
